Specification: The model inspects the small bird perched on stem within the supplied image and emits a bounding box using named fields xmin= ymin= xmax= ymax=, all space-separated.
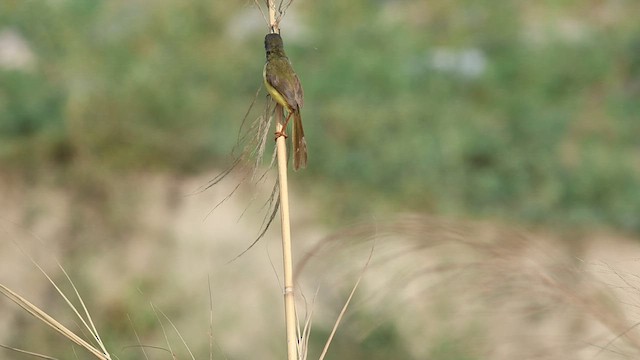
xmin=263 ymin=33 xmax=307 ymax=170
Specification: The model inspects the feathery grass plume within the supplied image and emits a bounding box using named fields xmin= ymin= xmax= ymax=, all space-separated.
xmin=194 ymin=44 xmax=281 ymax=259
xmin=192 ymin=81 xmax=281 ymax=255
xmin=294 ymin=214 xmax=640 ymax=359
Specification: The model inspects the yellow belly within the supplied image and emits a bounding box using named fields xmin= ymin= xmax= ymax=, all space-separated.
xmin=263 ymin=64 xmax=291 ymax=110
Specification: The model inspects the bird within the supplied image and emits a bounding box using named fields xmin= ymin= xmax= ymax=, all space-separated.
xmin=263 ymin=32 xmax=307 ymax=170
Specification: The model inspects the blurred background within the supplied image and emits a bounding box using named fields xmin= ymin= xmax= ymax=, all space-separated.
xmin=1 ymin=0 xmax=640 ymax=359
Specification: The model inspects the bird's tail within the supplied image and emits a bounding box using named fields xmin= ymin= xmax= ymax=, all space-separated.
xmin=292 ymin=111 xmax=307 ymax=171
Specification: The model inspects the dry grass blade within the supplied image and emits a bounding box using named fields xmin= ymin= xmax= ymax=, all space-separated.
xmin=147 ymin=304 xmax=175 ymax=359
xmin=30 ymin=260 xmax=110 ymax=356
xmin=276 ymin=0 xmax=295 ymax=22
xmin=2 ymin=230 xmax=111 ymax=359
xmin=318 ymin=246 xmax=375 ymax=360
xmin=0 ymin=344 xmax=60 ymax=360
xmin=208 ymin=278 xmax=214 ymax=360
xmin=122 ymin=345 xmax=174 ymax=356
xmin=126 ymin=314 xmax=149 ymax=360
xmin=253 ymin=0 xmax=269 ymax=26
xmin=56 ymin=264 xmax=110 ymax=356
xmin=297 ymin=287 xmax=320 ymax=360
xmin=157 ymin=308 xmax=195 ymax=360
xmin=594 ymin=322 xmax=640 ymax=358
xmin=149 ymin=303 xmax=177 ymax=359
xmin=12 ymin=241 xmax=111 ymax=357
xmin=0 ymin=284 xmax=109 ymax=360
xmin=206 ymin=277 xmax=230 ymax=360
xmin=149 ymin=303 xmax=195 ymax=360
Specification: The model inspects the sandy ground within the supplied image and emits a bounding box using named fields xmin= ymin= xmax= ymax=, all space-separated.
xmin=1 ymin=171 xmax=640 ymax=359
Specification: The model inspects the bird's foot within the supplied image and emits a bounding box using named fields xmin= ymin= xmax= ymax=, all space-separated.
xmin=274 ymin=130 xmax=288 ymax=141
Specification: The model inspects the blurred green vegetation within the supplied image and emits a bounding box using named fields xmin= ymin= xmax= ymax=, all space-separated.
xmin=1 ymin=1 xmax=639 ymax=230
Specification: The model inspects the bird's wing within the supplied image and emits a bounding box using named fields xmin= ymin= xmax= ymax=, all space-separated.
xmin=266 ymin=58 xmax=303 ymax=111
xmin=292 ymin=70 xmax=303 ymax=109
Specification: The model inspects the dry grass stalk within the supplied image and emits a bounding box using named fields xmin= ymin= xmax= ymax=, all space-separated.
xmin=263 ymin=0 xmax=300 ymax=358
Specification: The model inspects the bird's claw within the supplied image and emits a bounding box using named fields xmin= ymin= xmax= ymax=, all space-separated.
xmin=274 ymin=131 xmax=288 ymax=141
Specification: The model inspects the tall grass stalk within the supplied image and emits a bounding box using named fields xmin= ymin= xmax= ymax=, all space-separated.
xmin=265 ymin=1 xmax=299 ymax=358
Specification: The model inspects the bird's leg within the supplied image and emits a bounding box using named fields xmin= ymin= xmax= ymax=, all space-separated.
xmin=274 ymin=111 xmax=293 ymax=140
